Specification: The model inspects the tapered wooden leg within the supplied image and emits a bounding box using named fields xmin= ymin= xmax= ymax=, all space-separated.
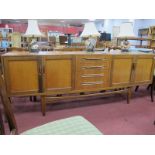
xmin=57 ymin=94 xmax=62 ymax=97
xmin=80 ymin=92 xmax=85 ymax=95
xmin=135 ymin=86 xmax=139 ymax=92
xmin=100 ymin=90 xmax=106 ymax=93
xmin=41 ymin=96 xmax=46 ymax=116
xmin=127 ymin=87 xmax=131 ymax=104
xmin=30 ymin=96 xmax=33 ymax=101
xmin=33 ymin=96 xmax=37 ymax=102
xmin=30 ymin=96 xmax=37 ymax=102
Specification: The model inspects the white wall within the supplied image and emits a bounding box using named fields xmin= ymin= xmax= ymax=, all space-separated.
xmin=95 ymin=19 xmax=155 ymax=38
xmin=95 ymin=19 xmax=115 ymax=33
xmin=95 ymin=20 xmax=104 ymax=32
xmin=134 ymin=19 xmax=155 ymax=37
xmin=102 ymin=19 xmax=114 ymax=33
xmin=95 ymin=19 xmax=155 ymax=46
xmin=95 ymin=19 xmax=134 ymax=34
xmin=138 ymin=19 xmax=155 ymax=28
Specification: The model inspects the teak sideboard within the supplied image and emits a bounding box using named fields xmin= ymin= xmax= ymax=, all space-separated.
xmin=1 ymin=51 xmax=155 ymax=115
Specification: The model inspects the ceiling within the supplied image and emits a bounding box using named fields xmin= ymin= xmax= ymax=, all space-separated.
xmin=1 ymin=19 xmax=104 ymax=27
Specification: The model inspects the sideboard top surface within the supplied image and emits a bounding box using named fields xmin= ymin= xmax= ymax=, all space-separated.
xmin=1 ymin=51 xmax=155 ymax=57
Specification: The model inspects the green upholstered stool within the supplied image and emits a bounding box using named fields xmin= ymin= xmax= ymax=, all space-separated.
xmin=21 ymin=116 xmax=102 ymax=135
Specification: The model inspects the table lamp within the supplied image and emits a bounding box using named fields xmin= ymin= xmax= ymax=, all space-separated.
xmin=80 ymin=22 xmax=100 ymax=52
xmin=117 ymin=22 xmax=135 ymax=51
xmin=118 ymin=22 xmax=135 ymax=38
xmin=24 ymin=19 xmax=44 ymax=52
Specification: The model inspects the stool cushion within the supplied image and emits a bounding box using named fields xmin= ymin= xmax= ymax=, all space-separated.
xmin=21 ymin=116 xmax=102 ymax=135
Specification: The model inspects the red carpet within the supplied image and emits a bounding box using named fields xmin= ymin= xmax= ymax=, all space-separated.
xmin=1 ymin=87 xmax=155 ymax=134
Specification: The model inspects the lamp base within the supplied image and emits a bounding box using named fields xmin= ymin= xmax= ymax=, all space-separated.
xmin=86 ymin=48 xmax=95 ymax=52
xmin=30 ymin=49 xmax=39 ymax=53
xmin=121 ymin=49 xmax=129 ymax=52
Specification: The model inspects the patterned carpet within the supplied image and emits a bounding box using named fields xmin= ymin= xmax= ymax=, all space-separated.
xmin=1 ymin=86 xmax=155 ymax=134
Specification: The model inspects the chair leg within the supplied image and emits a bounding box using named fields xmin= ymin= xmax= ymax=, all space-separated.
xmin=30 ymin=96 xmax=37 ymax=102
xmin=151 ymin=76 xmax=155 ymax=102
xmin=33 ymin=96 xmax=37 ymax=102
xmin=56 ymin=94 xmax=62 ymax=97
xmin=135 ymin=86 xmax=139 ymax=92
xmin=147 ymin=84 xmax=151 ymax=90
xmin=127 ymin=87 xmax=131 ymax=104
xmin=80 ymin=92 xmax=85 ymax=95
xmin=30 ymin=96 xmax=33 ymax=101
xmin=0 ymin=108 xmax=5 ymax=135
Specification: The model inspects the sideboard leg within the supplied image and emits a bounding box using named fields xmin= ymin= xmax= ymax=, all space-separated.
xmin=135 ymin=86 xmax=139 ymax=92
xmin=127 ymin=87 xmax=131 ymax=104
xmin=41 ymin=96 xmax=46 ymax=116
xmin=30 ymin=96 xmax=33 ymax=101
xmin=33 ymin=96 xmax=37 ymax=102
xmin=80 ymin=92 xmax=85 ymax=95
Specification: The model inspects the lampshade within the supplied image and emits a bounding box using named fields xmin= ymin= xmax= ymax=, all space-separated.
xmin=24 ymin=20 xmax=43 ymax=37
xmin=118 ymin=22 xmax=135 ymax=37
xmin=80 ymin=22 xmax=100 ymax=37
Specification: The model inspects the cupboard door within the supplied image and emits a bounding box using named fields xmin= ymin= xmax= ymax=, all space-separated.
xmin=111 ymin=56 xmax=133 ymax=87
xmin=3 ymin=57 xmax=40 ymax=95
xmin=134 ymin=57 xmax=154 ymax=84
xmin=44 ymin=56 xmax=74 ymax=93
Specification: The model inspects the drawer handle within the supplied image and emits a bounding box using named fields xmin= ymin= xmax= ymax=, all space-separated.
xmin=81 ymin=74 xmax=104 ymax=77
xmin=83 ymin=58 xmax=105 ymax=61
xmin=82 ymin=66 xmax=104 ymax=69
xmin=82 ymin=81 xmax=103 ymax=86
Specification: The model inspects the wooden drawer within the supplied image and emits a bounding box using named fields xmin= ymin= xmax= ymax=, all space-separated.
xmin=81 ymin=67 xmax=107 ymax=75
xmin=76 ymin=70 xmax=110 ymax=90
xmin=75 ymin=55 xmax=111 ymax=90
xmin=81 ymin=75 xmax=104 ymax=83
xmin=80 ymin=81 xmax=104 ymax=89
xmin=80 ymin=57 xmax=109 ymax=68
xmin=78 ymin=80 xmax=109 ymax=90
xmin=77 ymin=55 xmax=110 ymax=60
xmin=81 ymin=70 xmax=109 ymax=81
xmin=80 ymin=58 xmax=109 ymax=67
xmin=77 ymin=55 xmax=110 ymax=73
